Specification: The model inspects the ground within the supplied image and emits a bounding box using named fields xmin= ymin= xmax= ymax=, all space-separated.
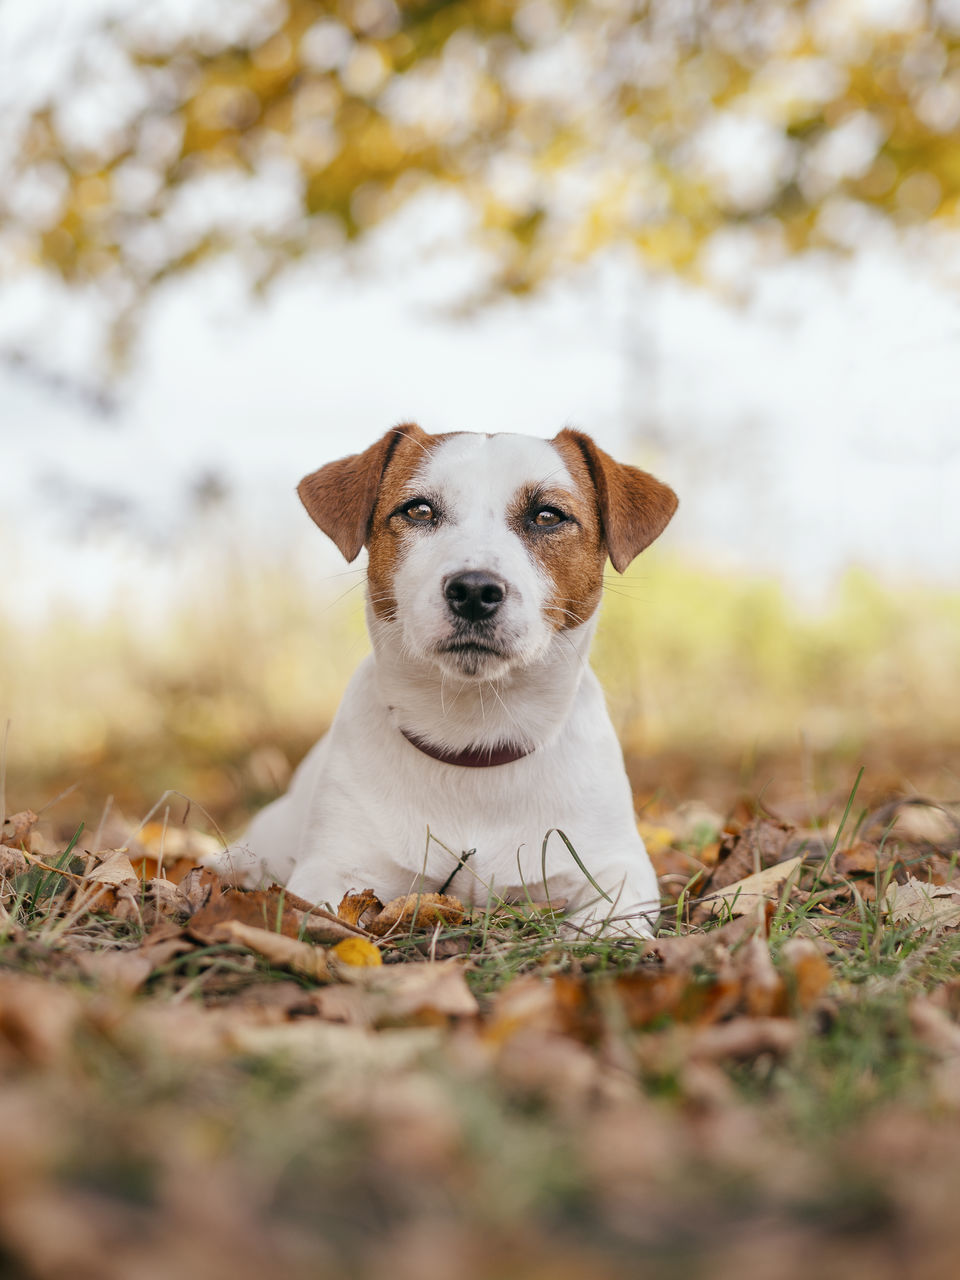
xmin=2 ymin=767 xmax=960 ymax=1280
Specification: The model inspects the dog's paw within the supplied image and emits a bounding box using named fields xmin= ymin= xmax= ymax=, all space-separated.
xmin=198 ymin=843 xmax=268 ymax=889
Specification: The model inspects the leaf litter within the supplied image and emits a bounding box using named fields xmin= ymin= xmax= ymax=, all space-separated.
xmin=0 ymin=781 xmax=959 ymax=1277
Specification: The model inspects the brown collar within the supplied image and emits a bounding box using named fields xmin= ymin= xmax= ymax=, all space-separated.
xmin=400 ymin=728 xmax=533 ymax=768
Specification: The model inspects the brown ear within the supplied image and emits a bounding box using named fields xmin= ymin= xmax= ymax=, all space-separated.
xmin=298 ymin=423 xmax=428 ymax=561
xmin=555 ymin=428 xmax=678 ymax=573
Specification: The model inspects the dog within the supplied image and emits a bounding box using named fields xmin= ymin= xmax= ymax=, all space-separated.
xmin=212 ymin=424 xmax=677 ymax=936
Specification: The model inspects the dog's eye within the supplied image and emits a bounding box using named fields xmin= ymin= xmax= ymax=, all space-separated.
xmin=402 ymin=500 xmax=436 ymax=523
xmin=532 ymin=507 xmax=566 ymax=528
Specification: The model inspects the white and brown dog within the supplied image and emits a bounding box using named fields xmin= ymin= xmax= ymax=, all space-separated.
xmin=214 ymin=425 xmax=677 ymax=936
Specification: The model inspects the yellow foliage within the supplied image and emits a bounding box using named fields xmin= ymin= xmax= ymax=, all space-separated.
xmin=5 ymin=0 xmax=959 ymax=348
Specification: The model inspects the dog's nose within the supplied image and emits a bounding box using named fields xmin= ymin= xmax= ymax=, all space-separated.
xmin=444 ymin=570 xmax=506 ymax=622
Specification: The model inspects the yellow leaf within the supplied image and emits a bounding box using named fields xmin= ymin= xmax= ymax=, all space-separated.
xmin=332 ymin=937 xmax=382 ymax=967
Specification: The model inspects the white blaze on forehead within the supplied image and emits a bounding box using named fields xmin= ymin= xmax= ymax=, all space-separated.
xmin=410 ymin=433 xmax=573 ymax=516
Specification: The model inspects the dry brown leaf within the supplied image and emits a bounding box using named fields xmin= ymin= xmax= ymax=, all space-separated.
xmin=76 ymin=949 xmax=155 ymax=994
xmin=0 ymin=973 xmax=82 ymax=1064
xmin=0 ymin=844 xmax=28 ymax=879
xmin=909 ymin=998 xmax=960 ymax=1057
xmin=177 ymin=865 xmax=223 ymax=915
xmin=706 ymin=817 xmax=794 ymax=894
xmin=86 ymin=851 xmax=139 ymax=887
xmin=610 ymin=970 xmax=695 ymax=1029
xmin=698 ymin=855 xmax=805 ymax=918
xmin=206 ymin=920 xmax=333 ymax=981
xmin=864 ymin=797 xmax=960 ymax=849
xmin=644 ymin=903 xmax=773 ymax=970
xmin=0 ymin=810 xmax=38 ymax=848
xmin=350 ymin=961 xmax=478 ymax=1022
xmin=736 ymin=934 xmax=785 ymax=1017
xmin=189 ymin=887 xmax=302 ymax=940
xmin=885 ymin=877 xmax=960 ymax=929
xmin=139 ymin=877 xmax=190 ymax=926
xmin=114 ymin=882 xmax=144 ymax=925
xmin=366 ymin=892 xmax=465 ymax=937
xmin=689 ymin=1016 xmax=802 ymax=1062
xmin=834 ymin=841 xmax=880 ymax=876
xmin=338 ymin=888 xmax=384 ymax=928
xmin=779 ymin=938 xmax=833 ymax=1011
xmin=188 ymin=885 xmax=370 ymax=945
xmin=139 ymin=925 xmax=197 ymax=972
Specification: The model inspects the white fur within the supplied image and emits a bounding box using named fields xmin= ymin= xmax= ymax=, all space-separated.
xmin=209 ymin=432 xmax=660 ymax=936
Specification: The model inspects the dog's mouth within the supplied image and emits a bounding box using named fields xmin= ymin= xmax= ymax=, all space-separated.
xmin=435 ymin=638 xmax=510 ymax=676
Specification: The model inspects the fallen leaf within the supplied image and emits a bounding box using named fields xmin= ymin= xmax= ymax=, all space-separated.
xmin=76 ymin=949 xmax=155 ymax=994
xmin=85 ymin=851 xmax=139 ymax=887
xmin=688 ymin=1016 xmax=801 ymax=1061
xmin=113 ymin=881 xmax=144 ymax=925
xmin=697 ymin=855 xmax=805 ymax=918
xmin=863 ymin=797 xmax=960 ymax=849
xmin=366 ymin=892 xmax=465 ymax=937
xmin=177 ymin=865 xmax=223 ymax=915
xmin=0 ymin=973 xmax=82 ymax=1064
xmin=706 ymin=817 xmax=795 ymax=895
xmin=736 ymin=934 xmax=785 ymax=1017
xmin=834 ymin=841 xmax=879 ymax=876
xmin=139 ymin=877 xmax=190 ymax=926
xmin=312 ymin=960 xmax=477 ymax=1026
xmin=884 ymin=877 xmax=960 ymax=929
xmin=610 ymin=969 xmax=698 ymax=1029
xmin=354 ymin=961 xmax=478 ymax=1021
xmin=338 ymin=889 xmax=384 ymax=928
xmin=779 ymin=938 xmax=833 ymax=1011
xmin=332 ymin=937 xmax=382 ymax=967
xmin=643 ymin=904 xmax=773 ymax=975
xmin=206 ymin=920 xmax=332 ymax=981
xmin=0 ymin=845 xmax=28 ymax=879
xmin=189 ymin=887 xmax=302 ymax=940
xmin=0 ymin=811 xmax=38 ymax=848
xmin=909 ymin=998 xmax=960 ymax=1056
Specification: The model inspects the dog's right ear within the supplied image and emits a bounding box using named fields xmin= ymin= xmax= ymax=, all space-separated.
xmin=298 ymin=423 xmax=427 ymax=561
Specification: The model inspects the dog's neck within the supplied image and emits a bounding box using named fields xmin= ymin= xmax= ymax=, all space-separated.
xmin=367 ymin=609 xmax=599 ymax=756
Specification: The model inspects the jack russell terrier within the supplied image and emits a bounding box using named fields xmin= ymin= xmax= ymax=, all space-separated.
xmin=213 ymin=425 xmax=677 ymax=936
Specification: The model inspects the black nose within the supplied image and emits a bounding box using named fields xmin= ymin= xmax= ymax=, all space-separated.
xmin=444 ymin=570 xmax=506 ymax=622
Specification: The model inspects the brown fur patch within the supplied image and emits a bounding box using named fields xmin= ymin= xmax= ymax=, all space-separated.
xmin=298 ymin=423 xmax=442 ymax=620
xmin=553 ymin=428 xmax=678 ymax=574
xmin=365 ymin=426 xmax=450 ymax=621
xmin=509 ymin=445 xmax=606 ymax=633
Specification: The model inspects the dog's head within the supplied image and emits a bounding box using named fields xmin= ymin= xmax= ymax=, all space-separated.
xmin=299 ymin=425 xmax=677 ymax=680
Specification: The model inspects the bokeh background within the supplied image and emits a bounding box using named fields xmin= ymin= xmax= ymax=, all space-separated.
xmin=1 ymin=0 xmax=958 ymax=839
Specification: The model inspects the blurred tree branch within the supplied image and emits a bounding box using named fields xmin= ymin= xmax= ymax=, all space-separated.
xmin=2 ymin=0 xmax=959 ymax=364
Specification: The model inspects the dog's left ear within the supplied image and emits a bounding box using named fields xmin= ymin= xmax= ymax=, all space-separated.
xmin=555 ymin=428 xmax=678 ymax=573
xmin=298 ymin=423 xmax=427 ymax=561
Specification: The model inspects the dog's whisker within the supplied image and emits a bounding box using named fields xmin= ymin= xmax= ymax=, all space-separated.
xmin=484 ymin=679 xmax=527 ymax=741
